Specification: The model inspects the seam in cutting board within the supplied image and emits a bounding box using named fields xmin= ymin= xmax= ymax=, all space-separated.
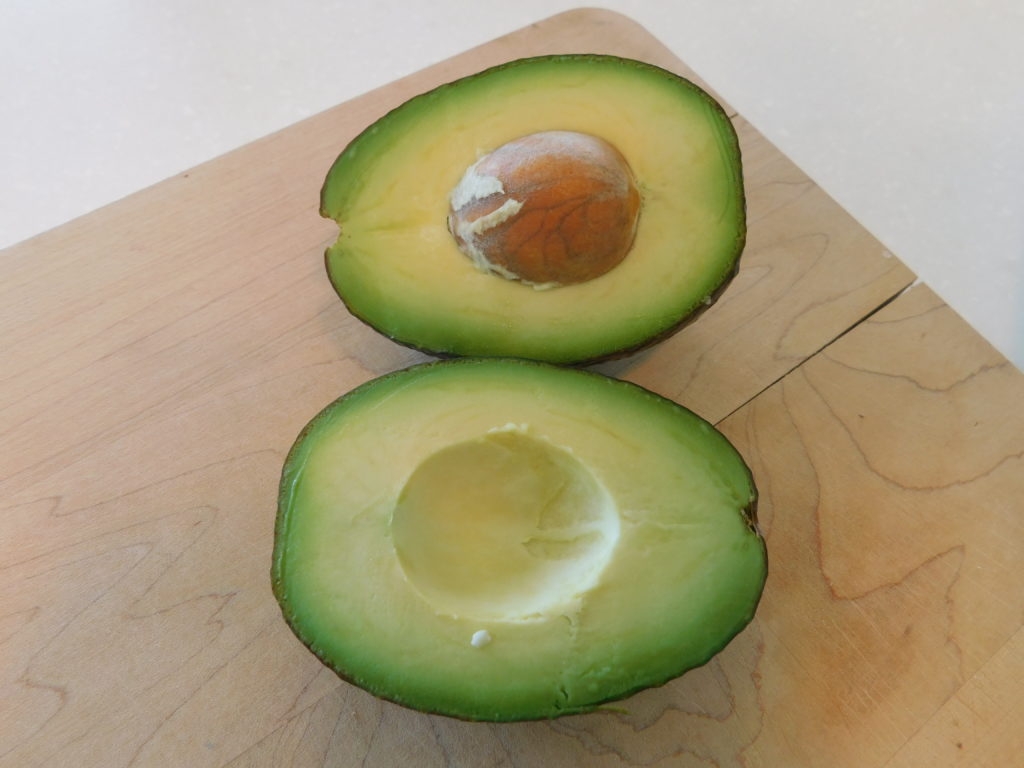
xmin=713 ymin=278 xmax=918 ymax=427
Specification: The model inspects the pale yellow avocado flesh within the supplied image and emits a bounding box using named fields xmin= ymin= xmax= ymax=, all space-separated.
xmin=273 ymin=360 xmax=765 ymax=720
xmin=322 ymin=55 xmax=745 ymax=363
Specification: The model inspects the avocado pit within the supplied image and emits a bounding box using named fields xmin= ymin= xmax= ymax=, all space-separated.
xmin=448 ymin=131 xmax=641 ymax=287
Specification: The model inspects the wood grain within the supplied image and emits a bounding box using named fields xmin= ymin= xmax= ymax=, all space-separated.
xmin=719 ymin=285 xmax=1024 ymax=767
xmin=606 ymin=112 xmax=913 ymax=421
xmin=0 ymin=7 xmax=998 ymax=768
xmin=217 ymin=286 xmax=1024 ymax=768
xmin=885 ymin=626 xmax=1024 ymax=767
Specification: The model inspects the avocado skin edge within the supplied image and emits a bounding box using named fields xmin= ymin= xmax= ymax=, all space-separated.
xmin=318 ymin=53 xmax=747 ymax=366
xmin=270 ymin=358 xmax=767 ymax=722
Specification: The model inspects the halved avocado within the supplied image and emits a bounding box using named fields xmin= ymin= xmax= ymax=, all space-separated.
xmin=272 ymin=359 xmax=766 ymax=721
xmin=321 ymin=55 xmax=745 ymax=364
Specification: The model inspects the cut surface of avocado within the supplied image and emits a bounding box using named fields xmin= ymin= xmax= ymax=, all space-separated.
xmin=321 ymin=54 xmax=745 ymax=364
xmin=272 ymin=359 xmax=766 ymax=720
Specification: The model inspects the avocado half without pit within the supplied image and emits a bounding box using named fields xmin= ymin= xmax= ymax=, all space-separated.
xmin=320 ymin=54 xmax=745 ymax=364
xmin=272 ymin=359 xmax=766 ymax=721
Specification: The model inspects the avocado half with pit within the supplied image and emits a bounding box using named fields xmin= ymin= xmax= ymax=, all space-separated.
xmin=321 ymin=55 xmax=745 ymax=364
xmin=272 ymin=359 xmax=766 ymax=720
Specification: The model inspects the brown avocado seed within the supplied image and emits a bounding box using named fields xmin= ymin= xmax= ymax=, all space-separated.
xmin=447 ymin=131 xmax=641 ymax=287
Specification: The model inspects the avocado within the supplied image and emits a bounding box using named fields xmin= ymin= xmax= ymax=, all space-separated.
xmin=321 ymin=55 xmax=745 ymax=364
xmin=272 ymin=359 xmax=766 ymax=720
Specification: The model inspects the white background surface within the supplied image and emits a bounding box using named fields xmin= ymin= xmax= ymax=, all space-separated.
xmin=2 ymin=1 xmax=1022 ymax=367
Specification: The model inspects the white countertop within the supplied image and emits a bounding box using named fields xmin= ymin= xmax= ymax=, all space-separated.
xmin=3 ymin=1 xmax=1022 ymax=367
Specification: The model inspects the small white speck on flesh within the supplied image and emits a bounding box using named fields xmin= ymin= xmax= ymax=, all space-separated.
xmin=487 ymin=422 xmax=529 ymax=434
xmin=530 ymin=281 xmax=560 ymax=291
xmin=470 ymin=630 xmax=492 ymax=648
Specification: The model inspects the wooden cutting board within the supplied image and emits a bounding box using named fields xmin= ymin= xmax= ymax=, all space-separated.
xmin=2 ymin=9 xmax=1022 ymax=767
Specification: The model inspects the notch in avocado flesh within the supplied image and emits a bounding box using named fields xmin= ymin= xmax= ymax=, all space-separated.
xmin=272 ymin=359 xmax=766 ymax=721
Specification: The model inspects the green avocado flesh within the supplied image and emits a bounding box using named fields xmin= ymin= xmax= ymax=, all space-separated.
xmin=321 ymin=54 xmax=745 ymax=364
xmin=273 ymin=359 xmax=766 ymax=720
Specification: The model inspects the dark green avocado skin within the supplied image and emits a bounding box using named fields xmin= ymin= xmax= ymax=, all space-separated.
xmin=318 ymin=54 xmax=746 ymax=366
xmin=271 ymin=358 xmax=766 ymax=722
